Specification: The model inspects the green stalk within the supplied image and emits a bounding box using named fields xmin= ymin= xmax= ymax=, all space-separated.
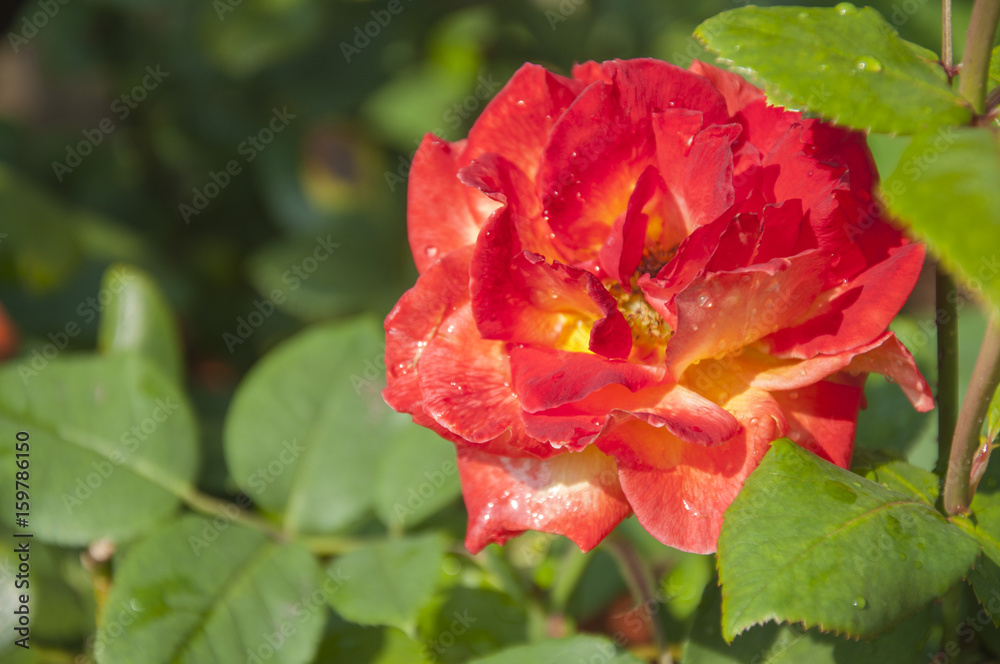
xmin=936 ymin=268 xmax=960 ymax=475
xmin=959 ymin=0 xmax=1000 ymax=115
xmin=943 ymin=0 xmax=954 ymax=77
xmin=605 ymin=536 xmax=671 ymax=664
xmin=941 ymin=0 xmax=1000 ymax=513
xmin=944 ymin=311 xmax=1000 ymax=513
xmin=180 ymin=486 xmax=287 ymax=541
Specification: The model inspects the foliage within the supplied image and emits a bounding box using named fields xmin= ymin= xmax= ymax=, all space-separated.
xmin=1 ymin=0 xmax=999 ymax=663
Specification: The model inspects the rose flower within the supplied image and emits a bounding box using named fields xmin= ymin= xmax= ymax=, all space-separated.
xmin=383 ymin=58 xmax=932 ymax=554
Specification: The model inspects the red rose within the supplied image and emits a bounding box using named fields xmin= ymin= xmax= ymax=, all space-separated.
xmin=384 ymin=58 xmax=932 ymax=554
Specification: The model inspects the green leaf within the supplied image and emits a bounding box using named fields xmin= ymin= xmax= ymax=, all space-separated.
xmin=224 ymin=318 xmax=393 ymax=534
xmin=326 ymin=533 xmax=447 ymax=633
xmin=97 ymin=264 xmax=183 ymax=384
xmin=0 ymin=355 xmax=198 ymax=545
xmin=375 ymin=422 xmax=461 ymax=530
xmin=468 ymin=634 xmax=646 ymax=664
xmin=989 ymin=45 xmax=1000 ymax=89
xmin=0 ymin=536 xmax=93 ymax=649
xmin=96 ymin=516 xmax=325 ymax=664
xmin=954 ymin=491 xmax=1000 ymax=622
xmin=246 ymin=228 xmax=400 ymax=323
xmin=851 ymin=449 xmax=940 ymax=504
xmin=0 ymin=164 xmax=82 ymax=291
xmin=313 ymin=619 xmax=431 ymax=664
xmin=694 ymin=5 xmax=971 ymax=133
xmin=883 ymin=127 xmax=1000 ymax=312
xmin=987 ymin=382 xmax=1000 ymax=444
xmin=718 ymin=440 xmax=980 ymax=641
xmin=684 ymin=579 xmax=932 ymax=664
xmin=417 ymin=587 xmax=528 ymax=663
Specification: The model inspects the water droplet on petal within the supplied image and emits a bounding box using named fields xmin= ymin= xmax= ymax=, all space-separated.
xmin=853 ymin=596 xmax=867 ymax=609
xmin=697 ymin=293 xmax=711 ymax=307
xmin=836 ymin=2 xmax=858 ymax=15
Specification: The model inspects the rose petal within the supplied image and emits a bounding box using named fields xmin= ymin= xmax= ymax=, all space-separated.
xmin=736 ymin=332 xmax=933 ymax=412
xmin=599 ymin=383 xmax=786 ymax=553
xmin=469 ymin=200 xmax=631 ymax=358
xmin=653 ymin=111 xmax=742 ymax=232
xmin=666 ymin=251 xmax=827 ymax=378
xmin=509 ymin=345 xmax=666 ymax=413
xmin=764 ymin=241 xmax=926 ymax=358
xmin=770 ymin=381 xmax=862 ymax=468
xmin=459 ymin=444 xmax=632 ymax=553
xmin=598 ymin=165 xmax=664 ymax=287
xmin=384 ymin=246 xmax=473 ymax=416
xmin=464 ymin=64 xmax=587 ymax=180
xmin=689 ymin=60 xmax=765 ymax=116
xmin=407 ymin=136 xmax=481 ymax=273
xmin=418 ymin=303 xmax=558 ymax=459
xmin=539 ymin=59 xmax=728 ymax=259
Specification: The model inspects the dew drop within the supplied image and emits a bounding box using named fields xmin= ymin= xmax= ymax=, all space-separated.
xmin=788 ymin=391 xmax=799 ymax=399
xmin=835 ymin=2 xmax=858 ymax=15
xmin=854 ymin=55 xmax=884 ymax=73
xmin=425 ymin=246 xmax=439 ymax=258
xmin=516 ymin=99 xmax=526 ymax=106
xmin=823 ymin=479 xmax=857 ymax=504
xmin=853 ymin=596 xmax=868 ymax=610
xmin=697 ymin=293 xmax=711 ymax=307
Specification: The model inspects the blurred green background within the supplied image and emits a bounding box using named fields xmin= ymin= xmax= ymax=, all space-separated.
xmin=0 ymin=0 xmax=988 ymax=662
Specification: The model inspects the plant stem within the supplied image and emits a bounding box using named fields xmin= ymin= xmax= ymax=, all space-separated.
xmin=605 ymin=536 xmax=672 ymax=664
xmin=299 ymin=535 xmax=370 ymax=556
xmin=180 ymin=487 xmax=287 ymax=541
xmin=944 ymin=0 xmax=955 ymax=77
xmin=936 ymin=268 xmax=960 ymax=475
xmin=959 ymin=0 xmax=1000 ymax=114
xmin=944 ymin=311 xmax=1000 ymax=514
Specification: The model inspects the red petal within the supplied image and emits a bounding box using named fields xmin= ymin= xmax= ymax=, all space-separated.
xmin=407 ymin=135 xmax=480 ymax=273
xmin=0 ymin=302 xmax=18 ymax=359
xmin=599 ymin=383 xmax=787 ymax=553
xmin=539 ymin=59 xmax=728 ymax=259
xmin=688 ymin=60 xmax=765 ymax=116
xmin=464 ymin=64 xmax=586 ymax=180
xmin=469 ymin=201 xmax=631 ymax=358
xmin=653 ymin=111 xmax=742 ymax=231
xmin=764 ymin=242 xmax=926 ymax=358
xmin=418 ymin=303 xmax=557 ymax=459
xmin=770 ymin=381 xmax=862 ymax=468
xmin=509 ymin=345 xmax=666 ymax=413
xmin=666 ymin=251 xmax=827 ymax=378
xmin=842 ymin=333 xmax=934 ymax=412
xmin=598 ymin=165 xmax=663 ymax=287
xmin=384 ymin=246 xmax=472 ymax=416
xmin=736 ymin=332 xmax=933 ymax=412
xmin=627 ymin=383 xmax=742 ymax=447
xmin=459 ymin=444 xmax=632 ymax=553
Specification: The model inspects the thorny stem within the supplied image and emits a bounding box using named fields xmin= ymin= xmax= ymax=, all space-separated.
xmin=943 ymin=0 xmax=955 ymax=78
xmin=936 ymin=268 xmax=960 ymax=475
xmin=941 ymin=0 xmax=1000 ymax=512
xmin=605 ymin=535 xmax=672 ymax=664
xmin=945 ymin=311 xmax=1000 ymax=514
xmin=958 ymin=0 xmax=1000 ymax=115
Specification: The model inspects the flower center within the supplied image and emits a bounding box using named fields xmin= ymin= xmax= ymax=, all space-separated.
xmin=610 ymin=284 xmax=671 ymax=353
